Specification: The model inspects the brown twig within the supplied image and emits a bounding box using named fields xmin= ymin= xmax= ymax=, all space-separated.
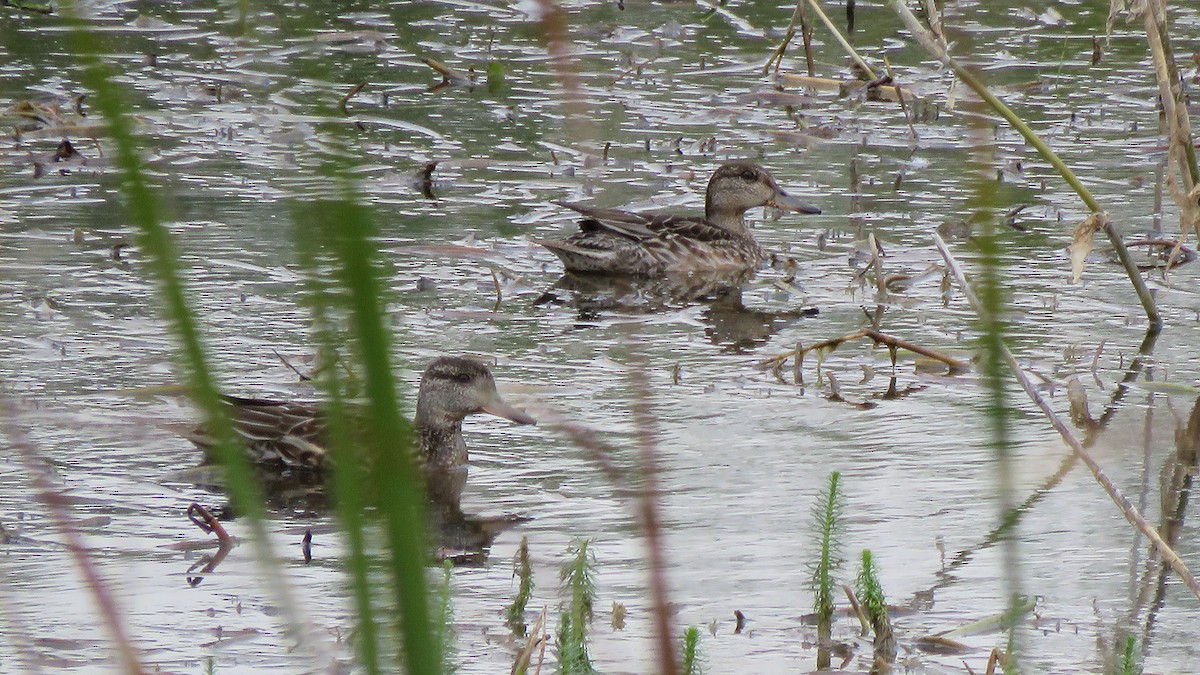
xmin=863 ymin=328 xmax=969 ymax=371
xmin=489 ymin=268 xmax=503 ymax=311
xmin=187 ymin=503 xmax=232 ymax=544
xmin=337 ymin=81 xmax=367 ymax=116
xmin=758 ymin=328 xmax=969 ymax=372
xmin=510 ymin=607 xmax=548 ymax=675
xmin=933 ymin=232 xmax=1200 ymax=601
xmin=273 ymin=349 xmax=313 ymax=381
xmin=842 ymin=584 xmax=870 ymax=635
xmin=185 ymin=540 xmax=232 ymax=587
xmin=420 ymin=57 xmax=468 ymax=84
xmin=775 ymin=73 xmax=909 ymax=102
xmin=760 ymin=328 xmax=867 ymax=368
xmin=868 ymin=232 xmax=887 ymax=298
xmin=883 ymin=56 xmax=917 ymax=140
xmin=1140 ymin=0 xmax=1199 ymax=237
xmin=802 ymin=0 xmax=875 ymax=78
xmin=765 ymin=1 xmax=804 ymax=74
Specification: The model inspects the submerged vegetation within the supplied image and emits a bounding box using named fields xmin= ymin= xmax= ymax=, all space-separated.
xmin=556 ymin=539 xmax=598 ymax=675
xmin=679 ymin=626 xmax=702 ymax=675
xmin=1 ymin=0 xmax=1199 ymax=672
xmin=808 ymin=471 xmax=844 ymax=669
xmin=506 ymin=536 xmax=535 ymax=636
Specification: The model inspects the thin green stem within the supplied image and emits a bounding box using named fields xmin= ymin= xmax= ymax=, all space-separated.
xmin=293 ymin=215 xmax=381 ymax=675
xmin=328 ymin=189 xmax=438 ymax=674
xmin=62 ymin=0 xmax=324 ymax=666
xmin=805 ymin=0 xmax=875 ymax=78
xmin=889 ymin=0 xmax=1161 ymax=327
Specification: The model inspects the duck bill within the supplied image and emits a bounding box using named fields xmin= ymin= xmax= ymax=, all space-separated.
xmin=768 ymin=190 xmax=822 ymax=215
xmin=481 ymin=397 xmax=537 ymax=426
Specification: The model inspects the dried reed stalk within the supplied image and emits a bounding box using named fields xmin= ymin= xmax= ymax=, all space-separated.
xmin=890 ymin=0 xmax=1161 ymax=327
xmin=932 ymin=232 xmax=1200 ymax=601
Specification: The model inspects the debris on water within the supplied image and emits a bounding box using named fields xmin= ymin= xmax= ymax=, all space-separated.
xmin=311 ymin=30 xmax=387 ymax=52
xmin=337 ymin=81 xmax=366 ymax=115
xmin=7 ymin=95 xmax=84 ymax=130
xmin=1100 ymin=238 xmax=1198 ymax=270
xmin=4 ymin=0 xmax=53 ymax=14
xmin=913 ymin=634 xmax=971 ymax=654
xmin=1069 ymin=211 xmax=1107 ymax=282
xmin=417 ymin=161 xmax=438 ymax=199
xmin=760 ymin=328 xmax=970 ymax=376
xmin=610 ymin=601 xmax=626 ymax=630
xmin=302 ymin=530 xmax=312 ymax=563
xmin=422 ymin=56 xmax=473 ymax=92
xmin=187 ymin=503 xmax=231 ymax=544
xmin=733 ymin=609 xmax=747 ymax=634
xmin=53 ymin=139 xmax=78 ymax=161
xmin=883 ymin=264 xmax=943 ymax=293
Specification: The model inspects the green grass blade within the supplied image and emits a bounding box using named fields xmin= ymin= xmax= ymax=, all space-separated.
xmin=323 ymin=191 xmax=439 ymax=674
xmin=61 ymin=0 xmax=321 ymax=663
xmin=292 ymin=210 xmax=382 ymax=674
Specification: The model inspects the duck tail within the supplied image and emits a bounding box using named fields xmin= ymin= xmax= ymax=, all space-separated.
xmin=531 ymin=237 xmax=618 ymax=273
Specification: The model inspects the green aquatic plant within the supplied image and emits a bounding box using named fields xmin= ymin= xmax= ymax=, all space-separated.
xmin=67 ymin=11 xmax=444 ymax=671
xmin=556 ymin=539 xmax=597 ymax=675
xmin=1116 ymin=634 xmax=1141 ymax=675
xmin=808 ymin=471 xmax=845 ymax=668
xmin=506 ymin=537 xmax=535 ymax=636
xmin=58 ymin=5 xmax=287 ymax=672
xmin=323 ymin=191 xmax=441 ymax=674
xmin=855 ymin=550 xmax=895 ymax=666
xmin=679 ymin=625 xmax=702 ymax=675
xmin=854 ymin=550 xmax=886 ymax=626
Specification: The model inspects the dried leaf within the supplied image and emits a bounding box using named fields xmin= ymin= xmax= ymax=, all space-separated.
xmin=1187 ymin=184 xmax=1200 ymax=239
xmin=1069 ymin=212 xmax=1108 ymax=282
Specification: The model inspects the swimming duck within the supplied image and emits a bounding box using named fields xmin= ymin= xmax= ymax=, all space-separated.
xmin=535 ymin=162 xmax=820 ymax=276
xmin=185 ymin=356 xmax=535 ymax=502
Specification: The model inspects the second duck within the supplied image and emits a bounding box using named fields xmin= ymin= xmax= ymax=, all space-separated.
xmin=536 ymin=162 xmax=820 ymax=276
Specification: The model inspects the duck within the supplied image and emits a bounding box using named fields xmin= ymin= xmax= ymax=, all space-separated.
xmin=534 ymin=162 xmax=821 ymax=276
xmin=184 ymin=356 xmax=535 ymax=504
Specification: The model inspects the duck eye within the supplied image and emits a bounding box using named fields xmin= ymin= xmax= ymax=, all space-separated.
xmin=453 ymin=373 xmax=472 ymax=384
xmin=740 ymin=169 xmax=757 ymax=181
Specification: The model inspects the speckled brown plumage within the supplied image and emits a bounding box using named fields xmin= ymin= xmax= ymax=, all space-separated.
xmin=184 ymin=356 xmax=535 ymax=503
xmin=535 ymin=162 xmax=820 ymax=276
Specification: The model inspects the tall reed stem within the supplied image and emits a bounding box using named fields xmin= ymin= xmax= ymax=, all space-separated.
xmin=890 ymin=0 xmax=1161 ymax=327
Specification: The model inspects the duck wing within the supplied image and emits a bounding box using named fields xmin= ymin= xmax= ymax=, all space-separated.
xmin=554 ymin=201 xmax=739 ymax=243
xmin=185 ymin=395 xmax=330 ymax=469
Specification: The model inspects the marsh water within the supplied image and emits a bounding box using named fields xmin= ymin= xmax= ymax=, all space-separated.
xmin=2 ymin=1 xmax=1200 ymax=672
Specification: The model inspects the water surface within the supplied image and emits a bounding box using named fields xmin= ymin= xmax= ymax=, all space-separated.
xmin=1 ymin=1 xmax=1199 ymax=672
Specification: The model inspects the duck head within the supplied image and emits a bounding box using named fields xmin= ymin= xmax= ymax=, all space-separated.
xmin=417 ymin=356 xmax=536 ymax=427
xmin=704 ymin=162 xmax=821 ymax=229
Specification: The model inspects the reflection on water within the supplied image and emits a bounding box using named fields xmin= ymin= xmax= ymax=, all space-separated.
xmin=1 ymin=0 xmax=1199 ymax=672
